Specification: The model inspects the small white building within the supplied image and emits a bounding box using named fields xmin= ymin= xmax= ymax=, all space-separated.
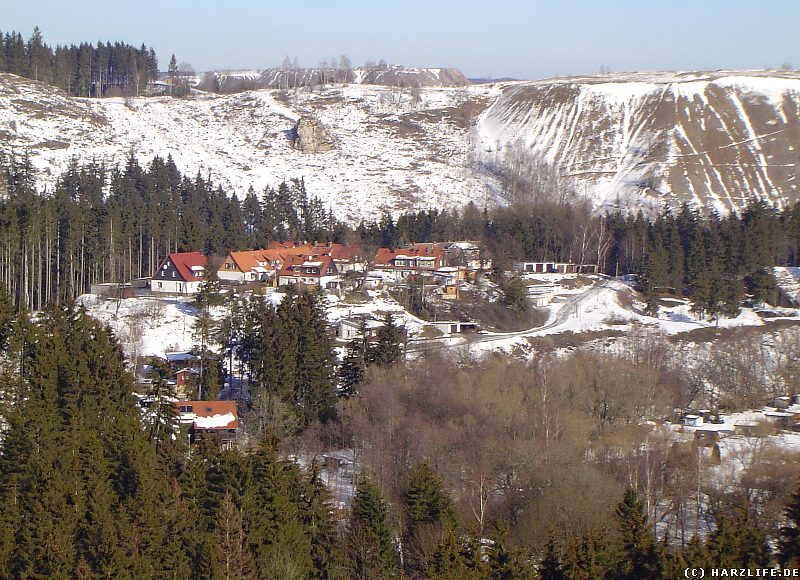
xmin=338 ymin=316 xmax=384 ymax=341
xmin=683 ymin=414 xmax=704 ymax=428
xmin=431 ymin=321 xmax=479 ymax=334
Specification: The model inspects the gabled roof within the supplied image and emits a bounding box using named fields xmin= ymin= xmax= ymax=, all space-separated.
xmin=227 ymin=249 xmax=284 ymax=273
xmin=168 ymin=252 xmax=207 ymax=282
xmin=266 ymin=241 xmax=361 ymax=262
xmin=374 ymin=244 xmax=444 ymax=268
xmin=278 ymin=254 xmax=336 ymax=278
xmin=176 ymin=400 xmax=239 ymax=430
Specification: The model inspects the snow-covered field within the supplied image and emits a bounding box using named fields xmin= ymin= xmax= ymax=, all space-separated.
xmin=430 ymin=276 xmax=799 ymax=359
xmin=78 ymin=288 xmax=429 ymax=361
xmin=5 ymin=69 xmax=800 ymax=221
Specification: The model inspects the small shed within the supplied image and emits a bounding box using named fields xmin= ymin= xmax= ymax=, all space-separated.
xmin=765 ymin=411 xmax=794 ymax=430
xmin=684 ymin=414 xmax=704 ymax=428
xmin=431 ymin=321 xmax=479 ymax=334
xmin=773 ymin=396 xmax=792 ymax=409
xmin=734 ymin=420 xmax=762 ymax=436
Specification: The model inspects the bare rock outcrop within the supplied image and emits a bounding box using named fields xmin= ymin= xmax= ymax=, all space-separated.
xmin=292 ymin=116 xmax=336 ymax=153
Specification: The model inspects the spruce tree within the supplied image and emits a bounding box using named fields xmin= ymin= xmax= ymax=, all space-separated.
xmin=561 ymin=533 xmax=613 ymax=580
xmin=243 ymin=441 xmax=314 ymax=577
xmin=348 ymin=477 xmax=398 ymax=578
xmin=613 ymin=488 xmax=661 ymax=580
xmin=706 ymin=508 xmax=771 ymax=569
xmin=426 ymin=525 xmax=470 ymax=579
xmin=368 ymin=312 xmax=403 ymax=367
xmin=293 ymin=289 xmax=337 ymax=426
xmin=780 ymin=479 xmax=800 ymax=567
xmin=485 ymin=517 xmax=534 ymax=579
xmin=539 ymin=537 xmax=565 ymax=580
xmin=142 ymin=357 xmax=178 ymax=451
xmin=338 ymin=334 xmax=366 ymax=398
xmin=302 ymin=461 xmax=342 ymax=578
xmin=407 ymin=463 xmax=455 ymax=527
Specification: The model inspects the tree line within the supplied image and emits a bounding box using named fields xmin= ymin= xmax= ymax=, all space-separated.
xmin=0 ymin=27 xmax=158 ymax=97
xmin=356 ymin=198 xmax=800 ymax=316
xmin=0 ymin=154 xmax=342 ymax=311
xmin=3 ymin=152 xmax=799 ymax=315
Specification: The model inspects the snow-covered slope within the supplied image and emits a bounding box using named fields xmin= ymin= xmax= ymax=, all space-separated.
xmin=476 ymin=71 xmax=800 ymax=213
xmin=5 ymin=69 xmax=800 ymax=219
xmin=0 ymin=73 xmax=500 ymax=222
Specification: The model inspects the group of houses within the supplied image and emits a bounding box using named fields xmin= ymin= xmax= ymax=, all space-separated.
xmin=150 ymin=242 xmax=365 ymax=294
xmin=137 ymin=351 xmax=240 ymax=450
xmin=148 ymin=240 xmax=490 ymax=295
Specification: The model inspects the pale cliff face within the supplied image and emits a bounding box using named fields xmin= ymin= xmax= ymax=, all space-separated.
xmin=476 ymin=71 xmax=800 ymax=213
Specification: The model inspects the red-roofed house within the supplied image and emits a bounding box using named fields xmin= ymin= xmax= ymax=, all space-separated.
xmin=374 ymin=243 xmax=445 ymax=280
xmin=151 ymin=252 xmax=208 ymax=294
xmin=278 ymin=254 xmax=341 ymax=288
xmin=217 ymin=249 xmax=286 ymax=285
xmin=176 ymin=400 xmax=239 ymax=449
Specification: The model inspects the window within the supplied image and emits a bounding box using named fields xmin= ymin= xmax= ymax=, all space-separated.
xmin=172 ymin=271 xmax=176 ymax=278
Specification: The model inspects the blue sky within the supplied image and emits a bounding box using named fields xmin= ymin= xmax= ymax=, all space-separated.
xmin=5 ymin=0 xmax=799 ymax=79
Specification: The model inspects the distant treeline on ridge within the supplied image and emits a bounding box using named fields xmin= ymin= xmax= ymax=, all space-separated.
xmin=0 ymin=27 xmax=159 ymax=97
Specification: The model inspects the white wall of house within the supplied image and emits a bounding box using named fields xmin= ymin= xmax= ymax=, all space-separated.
xmin=150 ymin=279 xmax=202 ymax=294
xmin=217 ymin=270 xmax=245 ymax=283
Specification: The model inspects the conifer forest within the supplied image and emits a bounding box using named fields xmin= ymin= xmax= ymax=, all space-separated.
xmin=1 ymin=24 xmax=800 ymax=580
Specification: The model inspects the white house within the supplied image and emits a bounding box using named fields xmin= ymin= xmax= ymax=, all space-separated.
xmin=150 ymin=252 xmax=207 ymax=294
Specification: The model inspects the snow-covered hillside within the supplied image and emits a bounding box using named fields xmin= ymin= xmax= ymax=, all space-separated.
xmin=476 ymin=70 xmax=800 ymax=213
xmin=4 ymin=69 xmax=800 ymax=219
xmin=0 ymin=73 xmax=500 ymax=222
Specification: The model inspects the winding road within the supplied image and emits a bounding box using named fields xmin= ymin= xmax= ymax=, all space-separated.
xmin=406 ymin=276 xmax=613 ymax=352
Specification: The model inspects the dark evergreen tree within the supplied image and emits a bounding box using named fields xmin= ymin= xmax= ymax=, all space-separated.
xmin=706 ymin=508 xmax=771 ymax=569
xmin=780 ymin=479 xmax=800 ymax=568
xmin=560 ymin=533 xmax=613 ymax=580
xmin=426 ymin=525 xmax=470 ymax=579
xmin=348 ymin=477 xmax=398 ymax=578
xmin=406 ymin=463 xmax=455 ymax=528
xmin=485 ymin=517 xmax=534 ymax=579
xmin=368 ymin=312 xmax=403 ymax=367
xmin=338 ymin=334 xmax=366 ymax=398
xmin=613 ymin=488 xmax=661 ymax=580
xmin=538 ymin=537 xmax=565 ymax=580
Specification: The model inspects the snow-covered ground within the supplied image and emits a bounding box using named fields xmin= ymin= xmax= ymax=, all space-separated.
xmin=475 ymin=70 xmax=800 ymax=213
xmin=775 ymin=266 xmax=800 ymax=304
xmin=78 ymin=288 xmax=428 ymax=361
xmin=77 ymin=273 xmax=800 ymax=363
xmin=426 ymin=276 xmax=800 ymax=358
xmin=0 ymin=73 xmax=502 ymax=223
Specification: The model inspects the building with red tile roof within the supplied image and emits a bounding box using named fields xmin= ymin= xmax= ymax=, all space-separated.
xmin=176 ymin=400 xmax=239 ymax=449
xmin=373 ymin=243 xmax=445 ymax=280
xmin=219 ymin=242 xmax=363 ymax=287
xmin=150 ymin=252 xmax=207 ymax=294
xmin=217 ymin=249 xmax=286 ymax=284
